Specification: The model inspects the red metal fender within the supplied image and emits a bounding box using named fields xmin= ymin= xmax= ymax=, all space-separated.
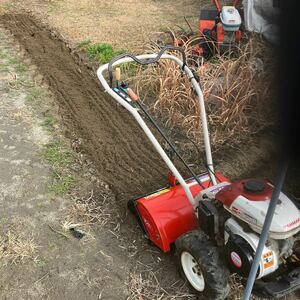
xmin=135 ymin=172 xmax=229 ymax=252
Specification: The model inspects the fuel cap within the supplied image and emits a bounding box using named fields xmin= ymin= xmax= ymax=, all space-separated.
xmin=244 ymin=180 xmax=265 ymax=194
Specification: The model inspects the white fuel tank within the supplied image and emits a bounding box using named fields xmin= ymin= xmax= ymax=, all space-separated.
xmin=216 ymin=179 xmax=300 ymax=239
xmin=220 ymin=6 xmax=242 ymax=31
xmin=229 ymin=192 xmax=300 ymax=239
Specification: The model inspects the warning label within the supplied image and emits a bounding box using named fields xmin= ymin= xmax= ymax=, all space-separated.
xmin=263 ymin=251 xmax=274 ymax=269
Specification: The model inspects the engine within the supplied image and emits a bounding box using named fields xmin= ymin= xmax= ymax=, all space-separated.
xmin=219 ymin=179 xmax=300 ymax=279
xmin=197 ymin=179 xmax=300 ymax=280
xmin=216 ymin=179 xmax=300 ymax=239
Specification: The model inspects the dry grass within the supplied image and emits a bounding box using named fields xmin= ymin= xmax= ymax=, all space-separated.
xmin=126 ymin=269 xmax=195 ymax=300
xmin=127 ymin=34 xmax=275 ymax=157
xmin=6 ymin=0 xmax=201 ymax=51
xmin=0 ymin=230 xmax=37 ymax=265
xmin=228 ymin=274 xmax=264 ymax=300
xmin=61 ymin=188 xmax=120 ymax=242
xmin=66 ymin=189 xmax=117 ymax=227
xmin=126 ymin=270 xmax=273 ymax=300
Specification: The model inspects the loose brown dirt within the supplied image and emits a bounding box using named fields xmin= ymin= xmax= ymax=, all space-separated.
xmin=0 ymin=13 xmax=169 ymax=205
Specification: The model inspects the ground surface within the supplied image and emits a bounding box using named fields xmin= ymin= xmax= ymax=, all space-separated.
xmin=0 ymin=21 xmax=195 ymax=300
xmin=0 ymin=26 xmax=130 ymax=300
xmin=0 ymin=2 xmax=299 ymax=300
xmin=1 ymin=0 xmax=204 ymax=51
xmin=0 ymin=13 xmax=169 ymax=204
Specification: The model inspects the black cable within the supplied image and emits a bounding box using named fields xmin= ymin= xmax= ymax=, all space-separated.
xmin=146 ymin=108 xmax=215 ymax=185
xmin=136 ymin=100 xmax=206 ymax=189
xmin=205 ymin=163 xmax=222 ymax=184
xmin=162 ymin=123 xmax=218 ymax=185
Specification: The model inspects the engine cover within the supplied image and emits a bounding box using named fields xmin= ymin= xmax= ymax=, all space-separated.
xmin=216 ymin=179 xmax=300 ymax=239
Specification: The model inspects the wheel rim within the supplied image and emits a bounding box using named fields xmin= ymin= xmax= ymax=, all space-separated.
xmin=181 ymin=251 xmax=205 ymax=292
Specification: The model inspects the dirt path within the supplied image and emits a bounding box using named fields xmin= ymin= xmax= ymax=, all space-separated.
xmin=0 ymin=13 xmax=168 ymax=206
xmin=0 ymin=26 xmax=129 ymax=300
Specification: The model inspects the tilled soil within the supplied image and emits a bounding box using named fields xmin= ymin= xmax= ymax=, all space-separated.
xmin=0 ymin=13 xmax=167 ymax=204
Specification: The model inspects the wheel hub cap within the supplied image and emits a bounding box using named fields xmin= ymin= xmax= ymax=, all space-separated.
xmin=181 ymin=251 xmax=205 ymax=291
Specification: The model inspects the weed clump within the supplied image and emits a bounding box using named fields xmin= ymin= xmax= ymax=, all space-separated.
xmin=77 ymin=40 xmax=125 ymax=64
xmin=44 ymin=141 xmax=75 ymax=195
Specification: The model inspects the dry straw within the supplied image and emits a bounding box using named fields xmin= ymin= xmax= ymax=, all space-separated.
xmin=0 ymin=230 xmax=37 ymax=265
xmin=128 ymin=33 xmax=274 ymax=156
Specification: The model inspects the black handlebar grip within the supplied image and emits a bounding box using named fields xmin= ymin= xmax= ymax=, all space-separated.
xmin=107 ymin=45 xmax=187 ymax=87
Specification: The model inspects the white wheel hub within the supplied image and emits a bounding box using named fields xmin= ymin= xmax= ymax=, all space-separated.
xmin=181 ymin=251 xmax=205 ymax=291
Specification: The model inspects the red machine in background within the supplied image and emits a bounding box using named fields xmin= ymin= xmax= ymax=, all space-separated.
xmin=195 ymin=0 xmax=242 ymax=58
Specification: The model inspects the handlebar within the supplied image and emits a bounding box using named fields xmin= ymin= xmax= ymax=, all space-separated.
xmin=108 ymin=45 xmax=187 ymax=87
xmin=97 ymin=52 xmax=218 ymax=205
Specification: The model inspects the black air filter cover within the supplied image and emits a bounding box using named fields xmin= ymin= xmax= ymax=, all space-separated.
xmin=225 ymin=235 xmax=258 ymax=277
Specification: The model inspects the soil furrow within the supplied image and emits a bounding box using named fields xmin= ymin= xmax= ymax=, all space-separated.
xmin=0 ymin=13 xmax=167 ymax=203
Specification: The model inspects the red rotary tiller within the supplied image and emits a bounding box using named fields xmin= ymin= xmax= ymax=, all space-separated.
xmin=97 ymin=46 xmax=300 ymax=299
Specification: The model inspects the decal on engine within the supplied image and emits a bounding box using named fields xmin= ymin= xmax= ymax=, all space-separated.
xmin=241 ymin=212 xmax=257 ymax=225
xmin=231 ymin=251 xmax=242 ymax=268
xmin=232 ymin=206 xmax=238 ymax=213
xmin=231 ymin=206 xmax=258 ymax=226
xmin=263 ymin=251 xmax=274 ymax=269
xmin=284 ymin=217 xmax=300 ymax=228
xmin=210 ymin=185 xmax=226 ymax=194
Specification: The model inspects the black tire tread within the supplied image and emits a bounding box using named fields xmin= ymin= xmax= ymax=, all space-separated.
xmin=175 ymin=230 xmax=229 ymax=300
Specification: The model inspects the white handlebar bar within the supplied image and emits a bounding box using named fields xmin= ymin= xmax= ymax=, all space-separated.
xmin=97 ymin=53 xmax=216 ymax=207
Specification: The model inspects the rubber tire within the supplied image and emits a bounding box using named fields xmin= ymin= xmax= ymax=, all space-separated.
xmin=175 ymin=230 xmax=230 ymax=300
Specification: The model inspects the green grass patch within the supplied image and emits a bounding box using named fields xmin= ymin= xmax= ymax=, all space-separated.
xmin=26 ymin=86 xmax=44 ymax=102
xmin=42 ymin=115 xmax=56 ymax=130
xmin=0 ymin=48 xmax=9 ymax=59
xmin=44 ymin=141 xmax=75 ymax=195
xmin=1 ymin=2 xmax=15 ymax=11
xmin=44 ymin=141 xmax=73 ymax=168
xmin=0 ymin=49 xmax=25 ymax=73
xmin=77 ymin=39 xmax=92 ymax=51
xmin=36 ymin=258 xmax=47 ymax=268
xmin=49 ymin=175 xmax=75 ymax=195
xmin=15 ymin=63 xmax=26 ymax=73
xmin=78 ymin=40 xmax=126 ymax=64
xmin=7 ymin=57 xmax=18 ymax=65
